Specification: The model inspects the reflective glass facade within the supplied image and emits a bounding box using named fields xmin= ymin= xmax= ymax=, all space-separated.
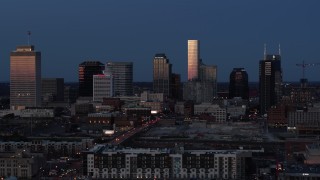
xmin=105 ymin=62 xmax=133 ymax=96
xmin=10 ymin=46 xmax=41 ymax=109
xmin=188 ymin=40 xmax=200 ymax=81
xmin=153 ymin=54 xmax=172 ymax=98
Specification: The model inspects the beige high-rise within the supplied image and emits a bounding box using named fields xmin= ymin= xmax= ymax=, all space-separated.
xmin=188 ymin=40 xmax=200 ymax=81
xmin=10 ymin=45 xmax=41 ymax=110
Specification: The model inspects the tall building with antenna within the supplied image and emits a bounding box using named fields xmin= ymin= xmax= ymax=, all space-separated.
xmin=10 ymin=45 xmax=41 ymax=109
xmin=259 ymin=45 xmax=282 ymax=114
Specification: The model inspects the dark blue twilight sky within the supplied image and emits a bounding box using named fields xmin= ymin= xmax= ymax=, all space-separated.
xmin=0 ymin=0 xmax=320 ymax=82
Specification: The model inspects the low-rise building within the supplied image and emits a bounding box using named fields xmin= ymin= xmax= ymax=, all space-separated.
xmin=87 ymin=112 xmax=120 ymax=125
xmin=20 ymin=108 xmax=54 ymax=118
xmin=139 ymin=101 xmax=163 ymax=113
xmin=84 ymin=145 xmax=252 ymax=179
xmin=140 ymin=91 xmax=164 ymax=102
xmin=174 ymin=102 xmax=185 ymax=115
xmin=183 ymin=81 xmax=215 ymax=104
xmin=304 ymin=143 xmax=320 ymax=165
xmin=0 ymin=150 xmax=45 ymax=179
xmin=124 ymin=107 xmax=151 ymax=121
xmin=0 ymin=139 xmax=94 ymax=158
xmin=194 ymin=103 xmax=226 ymax=122
xmin=102 ymin=98 xmax=123 ymax=111
xmin=0 ymin=108 xmax=54 ymax=119
xmin=288 ymin=111 xmax=320 ymax=134
xmin=267 ymin=104 xmax=287 ymax=127
xmin=227 ymin=105 xmax=246 ymax=119
xmin=279 ymin=164 xmax=320 ymax=180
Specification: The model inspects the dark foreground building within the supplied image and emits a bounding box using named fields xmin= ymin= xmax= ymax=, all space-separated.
xmin=259 ymin=54 xmax=282 ymax=114
xmin=229 ymin=68 xmax=249 ymax=99
xmin=78 ymin=61 xmax=104 ymax=97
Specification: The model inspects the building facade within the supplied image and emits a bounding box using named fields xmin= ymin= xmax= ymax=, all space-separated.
xmin=199 ymin=63 xmax=218 ymax=97
xmin=0 ymin=151 xmax=45 ymax=179
xmin=171 ymin=73 xmax=182 ymax=100
xmin=78 ymin=61 xmax=104 ymax=97
xmin=188 ymin=40 xmax=200 ymax=81
xmin=93 ymin=73 xmax=114 ymax=102
xmin=42 ymin=78 xmax=64 ymax=103
xmin=140 ymin=91 xmax=164 ymax=102
xmin=186 ymin=40 xmax=217 ymax=102
xmin=10 ymin=45 xmax=41 ymax=110
xmin=183 ymin=81 xmax=214 ymax=104
xmin=0 ymin=139 xmax=94 ymax=158
xmin=153 ymin=54 xmax=172 ymax=98
xmin=259 ymin=55 xmax=282 ymax=114
xmin=194 ymin=103 xmax=227 ymax=122
xmin=288 ymin=111 xmax=320 ymax=134
xmin=105 ymin=62 xmax=133 ymax=96
xmin=267 ymin=104 xmax=287 ymax=127
xmin=229 ymin=68 xmax=249 ymax=99
xmin=84 ymin=145 xmax=252 ymax=179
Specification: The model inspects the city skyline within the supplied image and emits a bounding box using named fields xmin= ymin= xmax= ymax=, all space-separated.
xmin=1 ymin=1 xmax=320 ymax=82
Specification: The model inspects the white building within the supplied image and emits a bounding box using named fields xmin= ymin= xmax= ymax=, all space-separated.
xmin=93 ymin=73 xmax=114 ymax=102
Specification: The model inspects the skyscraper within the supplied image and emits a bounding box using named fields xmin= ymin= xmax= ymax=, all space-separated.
xmin=105 ymin=62 xmax=133 ymax=96
xmin=184 ymin=40 xmax=218 ymax=103
xmin=153 ymin=54 xmax=172 ymax=98
xmin=199 ymin=63 xmax=218 ymax=97
xmin=229 ymin=68 xmax=249 ymax=99
xmin=42 ymin=78 xmax=64 ymax=103
xmin=93 ymin=72 xmax=114 ymax=102
xmin=78 ymin=61 xmax=104 ymax=97
xmin=188 ymin=40 xmax=200 ymax=81
xmin=171 ymin=73 xmax=181 ymax=100
xmin=10 ymin=45 xmax=41 ymax=110
xmin=259 ymin=54 xmax=282 ymax=114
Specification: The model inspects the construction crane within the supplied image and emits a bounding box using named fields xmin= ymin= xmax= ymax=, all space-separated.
xmin=296 ymin=60 xmax=320 ymax=79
